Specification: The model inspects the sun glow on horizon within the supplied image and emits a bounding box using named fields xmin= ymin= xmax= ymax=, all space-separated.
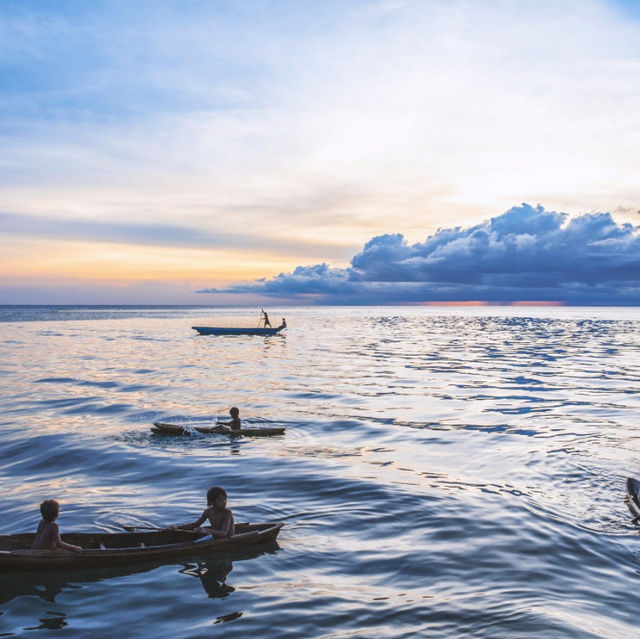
xmin=2 ymin=239 xmax=314 ymax=284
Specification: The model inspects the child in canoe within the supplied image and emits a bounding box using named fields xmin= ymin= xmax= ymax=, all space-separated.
xmin=31 ymin=500 xmax=83 ymax=552
xmin=214 ymin=407 xmax=241 ymax=432
xmin=171 ymin=486 xmax=235 ymax=538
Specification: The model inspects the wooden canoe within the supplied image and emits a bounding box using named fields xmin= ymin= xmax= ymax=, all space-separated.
xmin=152 ymin=422 xmax=285 ymax=437
xmin=192 ymin=326 xmax=285 ymax=336
xmin=0 ymin=522 xmax=282 ymax=573
xmin=627 ymin=477 xmax=640 ymax=518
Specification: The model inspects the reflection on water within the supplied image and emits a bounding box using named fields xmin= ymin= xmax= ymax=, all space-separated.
xmin=0 ymin=577 xmax=66 ymax=606
xmin=24 ymin=612 xmax=68 ymax=631
xmin=181 ymin=557 xmax=235 ymax=598
xmin=0 ymin=545 xmax=280 ymax=635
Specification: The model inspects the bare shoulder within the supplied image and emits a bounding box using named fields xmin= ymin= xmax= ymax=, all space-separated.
xmin=211 ymin=507 xmax=233 ymax=523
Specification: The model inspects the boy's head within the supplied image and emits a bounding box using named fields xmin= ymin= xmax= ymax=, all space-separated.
xmin=207 ymin=486 xmax=227 ymax=507
xmin=229 ymin=407 xmax=239 ymax=418
xmin=40 ymin=499 xmax=60 ymax=522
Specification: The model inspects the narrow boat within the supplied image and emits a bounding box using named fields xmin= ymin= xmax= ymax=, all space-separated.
xmin=626 ymin=477 xmax=640 ymax=517
xmin=192 ymin=326 xmax=285 ymax=336
xmin=152 ymin=422 xmax=285 ymax=436
xmin=193 ymin=309 xmax=286 ymax=336
xmin=0 ymin=522 xmax=282 ymax=573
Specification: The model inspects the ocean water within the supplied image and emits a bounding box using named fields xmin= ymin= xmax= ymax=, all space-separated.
xmin=1 ymin=305 xmax=639 ymax=638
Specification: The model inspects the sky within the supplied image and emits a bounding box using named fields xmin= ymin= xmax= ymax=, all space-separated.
xmin=1 ymin=0 xmax=639 ymax=305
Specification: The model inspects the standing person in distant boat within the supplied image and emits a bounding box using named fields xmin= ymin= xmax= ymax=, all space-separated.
xmin=280 ymin=318 xmax=286 ymax=329
xmin=32 ymin=500 xmax=83 ymax=552
xmin=217 ymin=407 xmax=241 ymax=431
xmin=262 ymin=309 xmax=272 ymax=328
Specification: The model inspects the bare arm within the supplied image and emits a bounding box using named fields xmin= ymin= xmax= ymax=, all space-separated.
xmin=52 ymin=523 xmax=82 ymax=553
xmin=217 ymin=419 xmax=240 ymax=431
xmin=211 ymin=424 xmax=231 ymax=432
xmin=172 ymin=510 xmax=208 ymax=530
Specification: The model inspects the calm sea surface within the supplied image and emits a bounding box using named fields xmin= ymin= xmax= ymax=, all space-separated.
xmin=1 ymin=305 xmax=640 ymax=638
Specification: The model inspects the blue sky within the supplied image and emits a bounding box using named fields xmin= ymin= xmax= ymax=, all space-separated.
xmin=1 ymin=1 xmax=640 ymax=304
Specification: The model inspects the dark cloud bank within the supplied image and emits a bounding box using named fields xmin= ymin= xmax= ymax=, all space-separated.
xmin=199 ymin=204 xmax=640 ymax=305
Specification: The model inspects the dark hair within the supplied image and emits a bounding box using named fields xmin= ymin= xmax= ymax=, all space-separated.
xmin=40 ymin=499 xmax=59 ymax=522
xmin=207 ymin=486 xmax=227 ymax=507
xmin=229 ymin=407 xmax=239 ymax=417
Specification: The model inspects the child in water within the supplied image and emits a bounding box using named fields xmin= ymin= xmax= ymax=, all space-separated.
xmin=216 ymin=407 xmax=241 ymax=431
xmin=31 ymin=500 xmax=83 ymax=552
xmin=172 ymin=486 xmax=235 ymax=538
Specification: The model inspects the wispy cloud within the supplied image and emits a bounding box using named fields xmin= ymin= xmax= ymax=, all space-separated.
xmin=0 ymin=211 xmax=345 ymax=257
xmin=2 ymin=1 xmax=640 ymax=228
xmin=201 ymin=204 xmax=640 ymax=304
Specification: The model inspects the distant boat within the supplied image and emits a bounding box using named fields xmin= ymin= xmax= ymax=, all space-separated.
xmin=192 ymin=326 xmax=284 ymax=336
xmin=0 ymin=523 xmax=282 ymax=573
xmin=193 ymin=309 xmax=286 ymax=336
xmin=152 ymin=422 xmax=285 ymax=437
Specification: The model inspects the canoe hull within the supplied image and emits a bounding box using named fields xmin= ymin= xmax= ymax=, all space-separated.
xmin=192 ymin=326 xmax=284 ymax=336
xmin=152 ymin=422 xmax=285 ymax=436
xmin=0 ymin=523 xmax=282 ymax=573
xmin=627 ymin=477 xmax=640 ymax=517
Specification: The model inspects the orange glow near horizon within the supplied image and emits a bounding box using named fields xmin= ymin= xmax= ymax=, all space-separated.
xmin=1 ymin=238 xmax=309 ymax=284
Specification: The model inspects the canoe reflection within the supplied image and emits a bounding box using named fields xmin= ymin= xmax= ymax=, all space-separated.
xmin=180 ymin=541 xmax=280 ymax=599
xmin=180 ymin=555 xmax=235 ymax=598
xmin=0 ymin=540 xmax=280 ymax=605
xmin=25 ymin=612 xmax=68 ymax=631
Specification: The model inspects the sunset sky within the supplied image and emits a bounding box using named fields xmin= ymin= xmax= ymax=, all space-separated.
xmin=1 ymin=0 xmax=639 ymax=304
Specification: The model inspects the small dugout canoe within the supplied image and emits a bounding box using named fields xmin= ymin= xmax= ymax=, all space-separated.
xmin=152 ymin=422 xmax=285 ymax=437
xmin=626 ymin=477 xmax=640 ymax=518
xmin=0 ymin=522 xmax=282 ymax=573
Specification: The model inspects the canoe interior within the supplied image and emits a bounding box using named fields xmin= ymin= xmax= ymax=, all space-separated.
xmin=627 ymin=477 xmax=640 ymax=517
xmin=0 ymin=523 xmax=275 ymax=552
xmin=152 ymin=422 xmax=285 ymax=436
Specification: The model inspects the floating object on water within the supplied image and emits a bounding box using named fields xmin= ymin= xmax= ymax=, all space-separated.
xmin=192 ymin=326 xmax=285 ymax=336
xmin=152 ymin=422 xmax=285 ymax=437
xmin=0 ymin=522 xmax=282 ymax=572
xmin=626 ymin=477 xmax=640 ymax=518
xmin=193 ymin=310 xmax=286 ymax=336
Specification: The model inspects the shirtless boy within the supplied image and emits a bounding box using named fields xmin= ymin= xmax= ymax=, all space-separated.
xmin=172 ymin=486 xmax=235 ymax=538
xmin=31 ymin=500 xmax=82 ymax=552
